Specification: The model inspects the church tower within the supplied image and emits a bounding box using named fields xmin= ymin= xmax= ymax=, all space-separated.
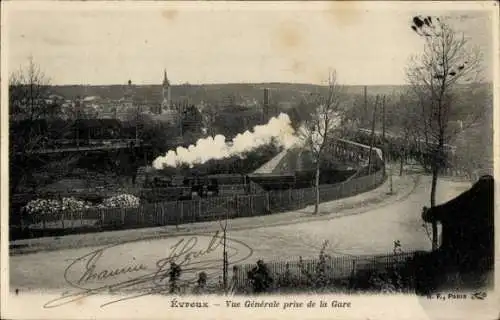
xmin=124 ymin=79 xmax=134 ymax=109
xmin=161 ymin=69 xmax=171 ymax=112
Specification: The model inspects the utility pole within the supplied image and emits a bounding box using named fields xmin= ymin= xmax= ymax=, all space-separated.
xmin=179 ymin=102 xmax=183 ymax=137
xmin=368 ymin=95 xmax=379 ymax=175
xmin=382 ymin=95 xmax=386 ymax=142
xmin=75 ymin=97 xmax=81 ymax=148
xmin=381 ymin=95 xmax=393 ymax=194
xmin=219 ymin=214 xmax=229 ymax=294
xmin=135 ymin=104 xmax=139 ymax=143
xmin=263 ymin=88 xmax=269 ymax=123
xmin=363 ymin=86 xmax=368 ymax=127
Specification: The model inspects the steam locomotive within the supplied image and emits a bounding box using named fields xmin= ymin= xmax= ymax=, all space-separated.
xmin=139 ymin=164 xmax=356 ymax=203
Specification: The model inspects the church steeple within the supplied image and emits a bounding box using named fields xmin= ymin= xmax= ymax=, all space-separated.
xmin=161 ymin=69 xmax=172 ymax=113
xmin=163 ymin=69 xmax=170 ymax=86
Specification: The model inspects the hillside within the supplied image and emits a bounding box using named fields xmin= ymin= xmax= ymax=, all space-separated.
xmin=49 ymin=82 xmax=491 ymax=111
xmin=50 ymin=83 xmax=412 ymax=106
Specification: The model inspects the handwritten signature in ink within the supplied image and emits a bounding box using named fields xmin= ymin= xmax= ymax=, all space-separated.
xmin=43 ymin=231 xmax=253 ymax=308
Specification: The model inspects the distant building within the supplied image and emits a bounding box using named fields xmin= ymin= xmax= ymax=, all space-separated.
xmin=155 ymin=70 xmax=181 ymax=126
xmin=54 ymin=71 xmax=188 ymax=128
xmin=161 ymin=70 xmax=172 ymax=112
xmin=123 ymin=79 xmax=134 ymax=110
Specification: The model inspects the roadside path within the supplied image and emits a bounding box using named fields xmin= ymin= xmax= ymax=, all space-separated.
xmin=10 ymin=174 xmax=419 ymax=255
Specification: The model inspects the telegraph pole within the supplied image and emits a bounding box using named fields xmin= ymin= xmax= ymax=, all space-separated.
xmin=382 ymin=95 xmax=386 ymax=142
xmin=363 ymin=86 xmax=368 ymax=127
xmin=381 ymin=95 xmax=393 ymax=194
xmin=75 ymin=97 xmax=81 ymax=147
xmin=219 ymin=213 xmax=229 ymax=294
xmin=368 ymin=95 xmax=379 ymax=175
xmin=263 ymin=88 xmax=269 ymax=123
xmin=135 ymin=105 xmax=139 ymax=143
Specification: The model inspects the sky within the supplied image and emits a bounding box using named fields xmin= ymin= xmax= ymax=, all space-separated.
xmin=3 ymin=1 xmax=495 ymax=86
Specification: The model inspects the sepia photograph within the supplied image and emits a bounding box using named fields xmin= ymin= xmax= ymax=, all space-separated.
xmin=1 ymin=1 xmax=498 ymax=319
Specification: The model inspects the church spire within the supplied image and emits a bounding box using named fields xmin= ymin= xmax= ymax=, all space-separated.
xmin=163 ymin=69 xmax=170 ymax=86
xmin=161 ymin=69 xmax=172 ymax=113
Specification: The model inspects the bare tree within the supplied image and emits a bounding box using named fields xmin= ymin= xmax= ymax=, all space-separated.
xmin=391 ymin=92 xmax=420 ymax=176
xmin=9 ymin=57 xmax=57 ymax=138
xmin=299 ymin=71 xmax=345 ymax=215
xmin=407 ymin=15 xmax=483 ymax=250
xmin=9 ymin=58 xmax=75 ymax=193
xmin=9 ymin=58 xmax=51 ymax=191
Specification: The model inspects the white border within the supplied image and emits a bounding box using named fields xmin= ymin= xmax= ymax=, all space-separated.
xmin=1 ymin=1 xmax=499 ymax=319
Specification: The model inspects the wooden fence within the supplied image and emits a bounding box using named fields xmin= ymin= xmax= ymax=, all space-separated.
xmin=231 ymin=250 xmax=418 ymax=293
xmin=22 ymin=168 xmax=385 ymax=233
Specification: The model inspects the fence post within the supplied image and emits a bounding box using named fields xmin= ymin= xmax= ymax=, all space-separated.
xmin=176 ymin=202 xmax=181 ymax=225
xmin=69 ymin=210 xmax=74 ymax=229
xmin=60 ymin=211 xmax=65 ymax=229
xmin=100 ymin=209 xmax=105 ymax=227
xmin=121 ymin=208 xmax=125 ymax=226
xmin=180 ymin=201 xmax=185 ymax=222
xmin=199 ymin=199 xmax=202 ymax=219
xmin=158 ymin=203 xmax=163 ymax=225
xmin=250 ymin=195 xmax=254 ymax=216
xmin=235 ymin=195 xmax=239 ymax=216
xmin=280 ymin=191 xmax=283 ymax=211
xmin=266 ymin=192 xmax=270 ymax=213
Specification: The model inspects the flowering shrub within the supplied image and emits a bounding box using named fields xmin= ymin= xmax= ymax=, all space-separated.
xmin=22 ymin=197 xmax=93 ymax=215
xmin=22 ymin=199 xmax=62 ymax=215
xmin=61 ymin=197 xmax=93 ymax=211
xmin=99 ymin=194 xmax=140 ymax=209
xmin=22 ymin=194 xmax=141 ymax=216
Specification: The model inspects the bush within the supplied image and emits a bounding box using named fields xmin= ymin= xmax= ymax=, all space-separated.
xmin=273 ymin=241 xmax=346 ymax=293
xmin=99 ymin=194 xmax=140 ymax=209
xmin=61 ymin=197 xmax=93 ymax=211
xmin=366 ymin=268 xmax=404 ymax=294
xmin=22 ymin=194 xmax=141 ymax=216
xmin=22 ymin=197 xmax=92 ymax=215
xmin=22 ymin=199 xmax=62 ymax=215
xmin=247 ymin=260 xmax=273 ymax=293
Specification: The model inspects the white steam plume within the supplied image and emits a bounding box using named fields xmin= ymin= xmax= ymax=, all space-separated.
xmin=152 ymin=113 xmax=300 ymax=169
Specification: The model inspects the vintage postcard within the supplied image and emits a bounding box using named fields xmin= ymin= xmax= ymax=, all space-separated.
xmin=1 ymin=1 xmax=498 ymax=319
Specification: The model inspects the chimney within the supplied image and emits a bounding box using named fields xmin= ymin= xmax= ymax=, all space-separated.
xmin=263 ymin=88 xmax=269 ymax=120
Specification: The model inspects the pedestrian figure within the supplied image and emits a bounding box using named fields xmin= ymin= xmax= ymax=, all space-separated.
xmin=192 ymin=272 xmax=207 ymax=294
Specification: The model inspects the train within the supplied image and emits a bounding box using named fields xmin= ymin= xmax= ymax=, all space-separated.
xmin=138 ymin=165 xmax=359 ymax=203
xmin=357 ymin=128 xmax=457 ymax=154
